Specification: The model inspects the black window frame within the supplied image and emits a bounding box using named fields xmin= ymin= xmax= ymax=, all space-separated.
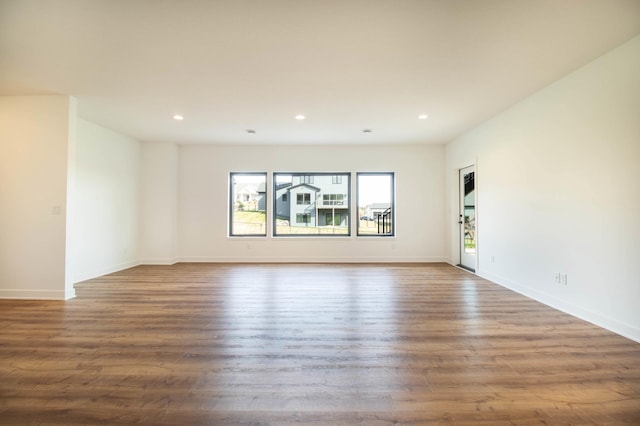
xmin=273 ymin=172 xmax=351 ymax=237
xmin=229 ymin=172 xmax=268 ymax=237
xmin=356 ymin=172 xmax=395 ymax=237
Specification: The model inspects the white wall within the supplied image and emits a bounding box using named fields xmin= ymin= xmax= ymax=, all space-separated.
xmin=445 ymin=36 xmax=640 ymax=342
xmin=176 ymin=144 xmax=446 ymax=262
xmin=139 ymin=142 xmax=178 ymax=264
xmin=0 ymin=95 xmax=76 ymax=299
xmin=72 ymin=119 xmax=141 ymax=282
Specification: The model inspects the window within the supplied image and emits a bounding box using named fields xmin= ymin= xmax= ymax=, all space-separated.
xmin=229 ymin=172 xmax=267 ymax=236
xmin=297 ymin=193 xmax=311 ymax=205
xmin=273 ymin=172 xmax=350 ymax=236
xmin=296 ymin=213 xmax=311 ymax=224
xmin=322 ymin=194 xmax=344 ymax=206
xmin=357 ymin=172 xmax=394 ymax=236
xmin=228 ymin=172 xmax=394 ymax=238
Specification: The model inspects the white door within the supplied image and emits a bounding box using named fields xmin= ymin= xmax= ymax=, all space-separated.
xmin=459 ymin=165 xmax=476 ymax=271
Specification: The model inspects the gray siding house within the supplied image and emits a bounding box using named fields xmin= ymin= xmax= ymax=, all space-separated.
xmin=275 ymin=174 xmax=349 ymax=228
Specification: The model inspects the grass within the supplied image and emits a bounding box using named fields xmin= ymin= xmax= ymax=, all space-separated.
xmin=234 ymin=211 xmax=266 ymax=223
xmin=232 ymin=211 xmax=266 ymax=234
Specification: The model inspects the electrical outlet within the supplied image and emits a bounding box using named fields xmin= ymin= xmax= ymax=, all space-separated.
xmin=555 ymin=272 xmax=568 ymax=285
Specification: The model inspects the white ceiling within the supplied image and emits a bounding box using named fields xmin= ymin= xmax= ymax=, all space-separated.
xmin=1 ymin=0 xmax=639 ymax=145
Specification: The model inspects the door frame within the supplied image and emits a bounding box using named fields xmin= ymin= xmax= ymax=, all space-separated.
xmin=458 ymin=164 xmax=477 ymax=272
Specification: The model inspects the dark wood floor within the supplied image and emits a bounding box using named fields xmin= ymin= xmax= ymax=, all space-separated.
xmin=1 ymin=263 xmax=639 ymax=424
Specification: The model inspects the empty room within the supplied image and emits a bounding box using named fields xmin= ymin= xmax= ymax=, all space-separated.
xmin=1 ymin=0 xmax=639 ymax=424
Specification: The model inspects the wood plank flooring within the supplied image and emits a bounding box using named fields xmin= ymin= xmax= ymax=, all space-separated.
xmin=1 ymin=263 xmax=639 ymax=424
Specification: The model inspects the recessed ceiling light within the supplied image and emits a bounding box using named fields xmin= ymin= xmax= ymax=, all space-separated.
xmin=418 ymin=114 xmax=428 ymax=120
xmin=295 ymin=114 xmax=306 ymax=120
xmin=173 ymin=114 xmax=184 ymax=121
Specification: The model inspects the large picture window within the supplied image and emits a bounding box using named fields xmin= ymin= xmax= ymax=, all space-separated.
xmin=357 ymin=172 xmax=394 ymax=236
xmin=273 ymin=172 xmax=350 ymax=236
xmin=229 ymin=172 xmax=267 ymax=236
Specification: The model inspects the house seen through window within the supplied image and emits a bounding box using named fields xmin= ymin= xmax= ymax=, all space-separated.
xmin=274 ymin=173 xmax=350 ymax=236
xmin=228 ymin=172 xmax=394 ymax=237
xmin=229 ymin=173 xmax=267 ymax=236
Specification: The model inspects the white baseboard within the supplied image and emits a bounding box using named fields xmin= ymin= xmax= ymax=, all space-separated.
xmin=176 ymin=256 xmax=449 ymax=263
xmin=65 ymin=287 xmax=76 ymax=300
xmin=478 ymin=269 xmax=640 ymax=344
xmin=0 ymin=289 xmax=68 ymax=300
xmin=73 ymin=259 xmax=140 ymax=283
xmin=139 ymin=257 xmax=178 ymax=265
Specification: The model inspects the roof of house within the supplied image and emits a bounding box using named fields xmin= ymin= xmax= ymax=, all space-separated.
xmin=275 ymin=182 xmax=292 ymax=191
xmin=287 ymin=183 xmax=321 ymax=192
